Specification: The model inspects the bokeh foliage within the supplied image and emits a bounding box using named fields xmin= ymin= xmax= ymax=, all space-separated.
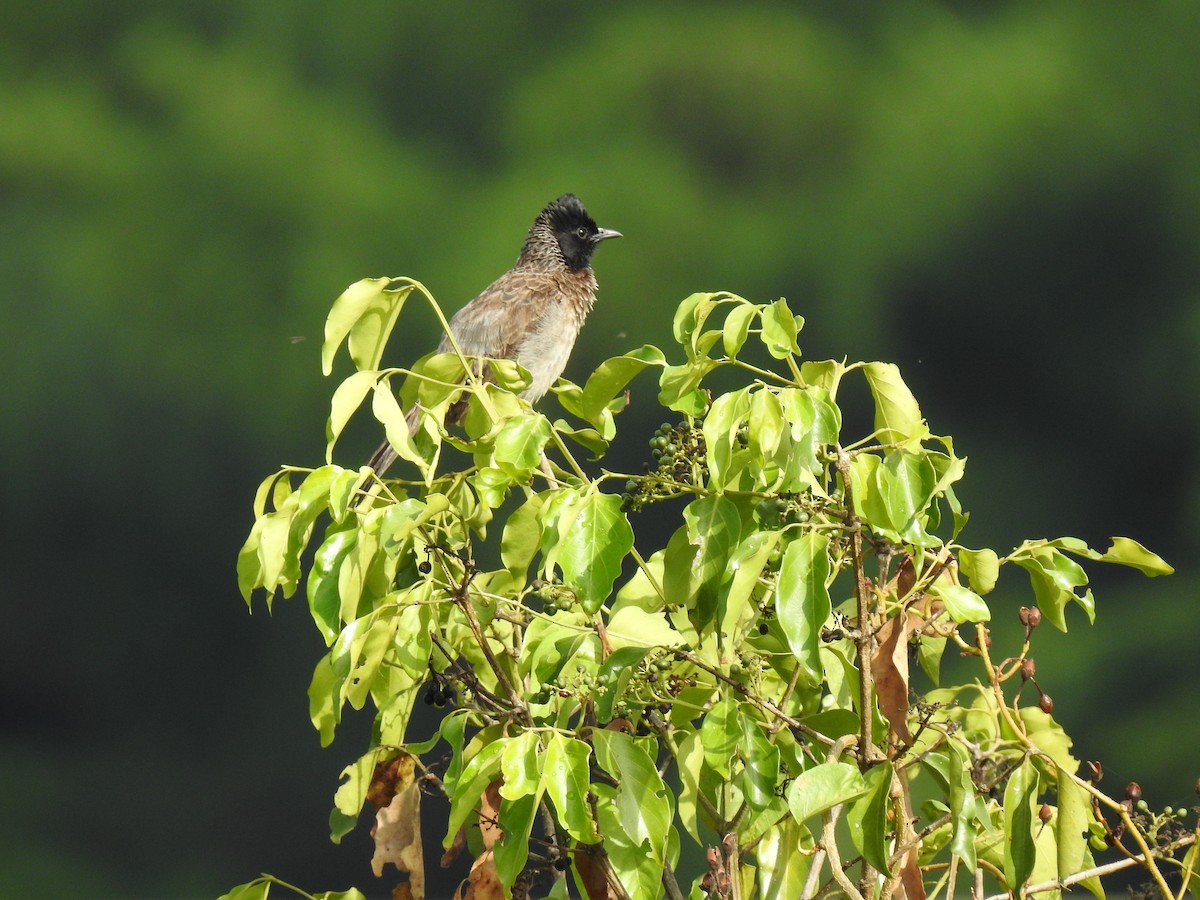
xmin=2 ymin=3 xmax=1198 ymax=897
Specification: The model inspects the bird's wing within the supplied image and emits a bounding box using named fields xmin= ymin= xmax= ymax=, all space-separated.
xmin=438 ymin=271 xmax=561 ymax=359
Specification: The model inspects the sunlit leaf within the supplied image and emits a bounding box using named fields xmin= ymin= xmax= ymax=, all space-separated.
xmin=776 ymin=532 xmax=831 ymax=679
xmin=543 ymin=734 xmax=598 ymax=843
xmin=490 ymin=412 xmax=550 ymax=477
xmin=946 ymin=741 xmax=978 ymax=870
xmin=580 ymin=345 xmax=666 ymax=426
xmin=760 ymin=298 xmax=802 ymax=359
xmin=1003 ymin=757 xmax=1038 ymax=893
xmin=861 ymin=361 xmax=927 ymax=445
xmin=557 ymin=490 xmax=633 ymax=614
xmin=722 ymin=302 xmax=759 ymax=357
xmin=846 ymin=764 xmax=891 ymax=873
xmin=957 ymin=547 xmax=999 ymax=595
xmin=931 ymin=583 xmax=990 ymax=623
xmin=1056 ymin=771 xmax=1089 ymax=882
xmin=499 ymin=730 xmax=543 ymax=801
xmin=739 ymin=711 xmax=781 ymax=812
xmin=593 ymin=729 xmax=672 ymax=861
xmin=701 ymin=699 xmax=741 ymax=778
xmin=786 ymin=761 xmax=868 ymax=822
xmin=323 ymin=277 xmax=404 ymax=375
xmin=1098 ymin=536 xmax=1173 ymax=576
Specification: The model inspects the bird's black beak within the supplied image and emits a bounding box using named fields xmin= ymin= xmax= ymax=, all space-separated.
xmin=594 ymin=228 xmax=622 ymax=242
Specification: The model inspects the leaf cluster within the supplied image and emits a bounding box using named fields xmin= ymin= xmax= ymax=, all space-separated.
xmin=234 ymin=280 xmax=1184 ymax=900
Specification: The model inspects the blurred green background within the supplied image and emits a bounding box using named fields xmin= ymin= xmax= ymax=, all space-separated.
xmin=3 ymin=2 xmax=1198 ymax=897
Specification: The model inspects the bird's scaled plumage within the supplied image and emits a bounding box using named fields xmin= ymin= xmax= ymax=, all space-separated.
xmin=364 ymin=194 xmax=620 ymax=479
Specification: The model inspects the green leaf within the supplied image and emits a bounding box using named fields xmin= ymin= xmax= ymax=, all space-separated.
xmin=501 ymin=491 xmax=543 ymax=578
xmin=606 ymin=605 xmax=685 ymax=650
xmin=747 ymin=388 xmax=785 ymax=461
xmin=495 ymin=791 xmax=540 ymax=888
xmin=861 ymin=361 xmax=927 ymax=445
xmin=445 ymin=737 xmax=507 ymax=846
xmin=493 ymin=412 xmax=553 ymax=476
xmin=662 ymin=498 xmax=741 ymax=631
xmin=1016 ymin=706 xmax=1078 ymax=774
xmin=759 ymin=298 xmax=802 ymax=359
xmin=931 ymin=583 xmax=991 ymax=623
xmin=322 ymin=277 xmax=409 ymax=375
xmin=739 ymin=711 xmax=781 ymax=811
xmin=1013 ymin=547 xmax=1091 ymax=631
xmin=757 ymin=818 xmax=814 ymax=900
xmin=1056 ymin=771 xmax=1089 ymax=883
xmin=701 ymin=386 xmax=752 ymax=489
xmin=722 ymin=302 xmax=759 ymax=357
xmin=672 ymin=292 xmax=720 ymax=351
xmin=593 ymin=729 xmax=672 ymax=861
xmin=1098 ymin=536 xmax=1173 ymax=576
xmin=557 ymin=490 xmax=634 ymax=614
xmin=237 ymin=518 xmax=264 ymax=603
xmin=946 ymin=741 xmax=978 ymax=870
xmin=871 ymin=449 xmax=937 ymax=543
xmin=580 ymin=345 xmax=666 ymax=426
xmin=846 ymin=764 xmax=892 ymax=873
xmin=326 ymin=369 xmax=379 ymax=461
xmin=701 ymin=699 xmax=741 ymax=778
xmin=786 ymin=761 xmax=868 ymax=823
xmin=543 ymin=733 xmax=598 ymax=843
xmin=721 ymin=529 xmax=783 ymax=642
xmin=331 ymin=747 xmax=392 ymax=835
xmin=1003 ymin=757 xmax=1038 ymax=893
xmin=776 ymin=532 xmax=831 ymax=679
xmin=958 ymin=547 xmax=999 ymax=595
xmin=370 ymin=378 xmax=423 ymax=473
xmin=217 ymin=880 xmax=270 ymax=900
xmin=659 ymin=359 xmax=719 ymax=411
xmin=500 ymin=730 xmax=543 ymax=800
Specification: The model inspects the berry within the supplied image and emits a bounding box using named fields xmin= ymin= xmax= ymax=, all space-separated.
xmin=1038 ymin=693 xmax=1054 ymax=713
xmin=1020 ymin=658 xmax=1036 ymax=681
xmin=1039 ymin=804 xmax=1053 ymax=824
xmin=553 ymin=856 xmax=570 ymax=872
xmin=1125 ymin=782 xmax=1142 ymax=803
xmin=417 ymin=560 xmax=432 ymax=575
xmin=758 ymin=622 xmax=769 ymax=636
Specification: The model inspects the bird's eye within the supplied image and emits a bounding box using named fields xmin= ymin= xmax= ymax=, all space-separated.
xmin=576 ymin=226 xmax=589 ymax=239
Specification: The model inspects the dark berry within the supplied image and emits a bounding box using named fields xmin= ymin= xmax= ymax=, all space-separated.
xmin=417 ymin=561 xmax=432 ymax=575
xmin=1038 ymin=693 xmax=1054 ymax=714
xmin=1125 ymin=782 xmax=1143 ymax=803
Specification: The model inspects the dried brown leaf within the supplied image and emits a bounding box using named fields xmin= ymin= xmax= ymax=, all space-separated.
xmin=371 ymin=764 xmax=425 ymax=899
xmin=464 ymin=849 xmax=504 ymax=900
xmin=871 ymin=613 xmax=913 ymax=745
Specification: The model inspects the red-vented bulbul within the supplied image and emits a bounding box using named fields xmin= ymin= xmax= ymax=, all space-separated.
xmin=365 ymin=194 xmax=621 ymax=478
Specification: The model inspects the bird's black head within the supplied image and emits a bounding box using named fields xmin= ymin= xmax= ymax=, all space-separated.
xmin=535 ymin=194 xmax=622 ymax=271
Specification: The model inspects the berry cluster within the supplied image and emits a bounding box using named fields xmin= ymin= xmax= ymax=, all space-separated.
xmin=528 ymin=579 xmax=576 ymax=615
xmin=620 ymin=421 xmax=708 ymax=513
xmin=753 ymin=494 xmax=811 ymax=529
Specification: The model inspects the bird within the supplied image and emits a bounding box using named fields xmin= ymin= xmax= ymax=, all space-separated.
xmin=364 ymin=193 xmax=621 ymax=479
